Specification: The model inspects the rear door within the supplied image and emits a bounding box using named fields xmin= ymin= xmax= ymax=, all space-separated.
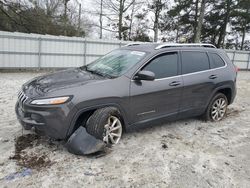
xmin=179 ymin=50 xmax=216 ymax=117
xmin=129 ymin=51 xmax=183 ymax=124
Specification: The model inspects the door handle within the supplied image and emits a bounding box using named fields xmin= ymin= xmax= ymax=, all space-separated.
xmin=209 ymin=75 xmax=217 ymax=79
xmin=169 ymin=81 xmax=181 ymax=86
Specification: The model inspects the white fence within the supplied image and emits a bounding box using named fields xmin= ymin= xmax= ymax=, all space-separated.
xmin=0 ymin=31 xmax=129 ymax=68
xmin=0 ymin=31 xmax=250 ymax=69
xmin=225 ymin=50 xmax=250 ymax=70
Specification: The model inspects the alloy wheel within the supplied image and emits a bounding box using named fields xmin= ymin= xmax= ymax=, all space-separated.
xmin=103 ymin=116 xmax=122 ymax=144
xmin=211 ymin=98 xmax=227 ymax=121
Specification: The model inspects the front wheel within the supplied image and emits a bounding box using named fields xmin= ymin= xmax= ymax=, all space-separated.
xmin=85 ymin=107 xmax=123 ymax=145
xmin=203 ymin=93 xmax=228 ymax=121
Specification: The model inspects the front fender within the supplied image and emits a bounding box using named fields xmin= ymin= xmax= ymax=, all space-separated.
xmin=66 ymin=102 xmax=129 ymax=138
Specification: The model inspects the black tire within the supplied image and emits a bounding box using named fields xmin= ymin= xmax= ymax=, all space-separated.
xmin=85 ymin=107 xmax=123 ymax=141
xmin=203 ymin=93 xmax=228 ymax=121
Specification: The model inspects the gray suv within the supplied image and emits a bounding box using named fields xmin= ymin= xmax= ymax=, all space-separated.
xmin=16 ymin=43 xmax=237 ymax=146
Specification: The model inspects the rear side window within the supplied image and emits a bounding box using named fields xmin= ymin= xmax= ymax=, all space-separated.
xmin=181 ymin=51 xmax=210 ymax=74
xmin=209 ymin=53 xmax=225 ymax=68
xmin=143 ymin=52 xmax=178 ymax=79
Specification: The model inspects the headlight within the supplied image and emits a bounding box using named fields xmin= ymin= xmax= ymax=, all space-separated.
xmin=30 ymin=96 xmax=71 ymax=105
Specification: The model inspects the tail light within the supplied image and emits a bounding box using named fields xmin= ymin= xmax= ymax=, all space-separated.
xmin=234 ymin=65 xmax=239 ymax=73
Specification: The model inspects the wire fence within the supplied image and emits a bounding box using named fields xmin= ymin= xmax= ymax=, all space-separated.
xmin=0 ymin=31 xmax=249 ymax=70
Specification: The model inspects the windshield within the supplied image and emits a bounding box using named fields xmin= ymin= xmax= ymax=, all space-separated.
xmin=85 ymin=49 xmax=146 ymax=78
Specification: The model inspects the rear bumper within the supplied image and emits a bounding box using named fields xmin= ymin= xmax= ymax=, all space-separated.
xmin=15 ymin=101 xmax=77 ymax=140
xmin=230 ymin=82 xmax=237 ymax=104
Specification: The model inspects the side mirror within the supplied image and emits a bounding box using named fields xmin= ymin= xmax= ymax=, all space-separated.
xmin=134 ymin=70 xmax=155 ymax=81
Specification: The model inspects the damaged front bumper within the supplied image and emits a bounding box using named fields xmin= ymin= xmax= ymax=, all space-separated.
xmin=15 ymin=101 xmax=107 ymax=155
xmin=15 ymin=101 xmax=77 ymax=140
xmin=66 ymin=126 xmax=106 ymax=155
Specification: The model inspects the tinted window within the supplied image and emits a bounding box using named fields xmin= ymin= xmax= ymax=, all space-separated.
xmin=143 ymin=52 xmax=178 ymax=79
xmin=182 ymin=51 xmax=210 ymax=74
xmin=209 ymin=53 xmax=225 ymax=68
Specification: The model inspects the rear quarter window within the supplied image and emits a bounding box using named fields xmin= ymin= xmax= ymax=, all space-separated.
xmin=181 ymin=51 xmax=210 ymax=74
xmin=209 ymin=53 xmax=225 ymax=68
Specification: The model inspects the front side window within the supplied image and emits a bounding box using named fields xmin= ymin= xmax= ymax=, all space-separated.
xmin=209 ymin=53 xmax=225 ymax=68
xmin=85 ymin=49 xmax=146 ymax=77
xmin=143 ymin=52 xmax=178 ymax=79
xmin=181 ymin=51 xmax=210 ymax=74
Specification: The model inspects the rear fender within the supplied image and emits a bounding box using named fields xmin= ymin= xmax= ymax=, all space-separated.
xmin=206 ymin=85 xmax=233 ymax=107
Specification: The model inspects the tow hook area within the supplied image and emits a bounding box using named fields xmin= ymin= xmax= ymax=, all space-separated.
xmin=66 ymin=127 xmax=106 ymax=155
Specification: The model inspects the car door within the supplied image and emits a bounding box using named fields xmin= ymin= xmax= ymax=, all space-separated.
xmin=129 ymin=51 xmax=183 ymax=125
xmin=179 ymin=50 xmax=216 ymax=118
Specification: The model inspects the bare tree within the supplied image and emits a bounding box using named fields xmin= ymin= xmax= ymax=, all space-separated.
xmin=128 ymin=0 xmax=136 ymax=40
xmin=99 ymin=0 xmax=103 ymax=39
xmin=0 ymin=0 xmax=91 ymax=37
xmin=103 ymin=0 xmax=135 ymax=40
xmin=126 ymin=0 xmax=144 ymax=40
xmin=63 ymin=0 xmax=70 ymax=35
xmin=148 ymin=0 xmax=167 ymax=42
xmin=43 ymin=0 xmax=62 ymax=16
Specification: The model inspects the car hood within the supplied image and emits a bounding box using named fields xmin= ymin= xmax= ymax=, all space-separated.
xmin=23 ymin=68 xmax=105 ymax=96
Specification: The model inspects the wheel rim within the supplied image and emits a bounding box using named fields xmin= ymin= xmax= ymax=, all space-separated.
xmin=211 ymin=98 xmax=227 ymax=121
xmin=103 ymin=116 xmax=122 ymax=144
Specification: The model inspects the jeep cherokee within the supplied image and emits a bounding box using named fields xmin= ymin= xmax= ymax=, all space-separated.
xmin=15 ymin=43 xmax=237 ymax=146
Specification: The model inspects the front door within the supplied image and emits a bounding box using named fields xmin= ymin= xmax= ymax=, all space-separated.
xmin=129 ymin=52 xmax=183 ymax=125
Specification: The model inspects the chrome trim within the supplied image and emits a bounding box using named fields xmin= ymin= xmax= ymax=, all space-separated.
xmin=124 ymin=43 xmax=142 ymax=47
xmin=154 ymin=75 xmax=182 ymax=81
xmin=181 ymin=64 xmax=227 ymax=77
xmin=17 ymin=91 xmax=22 ymax=98
xmin=155 ymin=43 xmax=216 ymax=50
xmin=131 ymin=50 xmax=228 ymax=81
xmin=17 ymin=90 xmax=28 ymax=108
xmin=137 ymin=110 xmax=156 ymax=116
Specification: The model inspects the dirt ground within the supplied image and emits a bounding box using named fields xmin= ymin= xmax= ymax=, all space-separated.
xmin=0 ymin=71 xmax=250 ymax=188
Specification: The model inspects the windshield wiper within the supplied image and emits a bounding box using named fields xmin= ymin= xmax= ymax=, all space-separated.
xmin=85 ymin=66 xmax=115 ymax=79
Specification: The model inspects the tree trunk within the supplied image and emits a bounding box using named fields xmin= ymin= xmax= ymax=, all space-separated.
xmin=241 ymin=25 xmax=246 ymax=50
xmin=77 ymin=3 xmax=81 ymax=37
xmin=240 ymin=7 xmax=249 ymax=50
xmin=128 ymin=1 xmax=135 ymax=40
xmin=99 ymin=0 xmax=103 ymax=39
xmin=193 ymin=0 xmax=199 ymax=42
xmin=63 ymin=0 xmax=69 ymax=36
xmin=153 ymin=17 xmax=159 ymax=42
xmin=194 ymin=0 xmax=206 ymax=43
xmin=217 ymin=0 xmax=231 ymax=48
xmin=176 ymin=27 xmax=179 ymax=43
xmin=118 ymin=0 xmax=124 ymax=40
xmin=153 ymin=0 xmax=161 ymax=42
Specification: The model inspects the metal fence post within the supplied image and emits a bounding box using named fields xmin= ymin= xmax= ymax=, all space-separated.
xmin=38 ymin=37 xmax=42 ymax=69
xmin=83 ymin=38 xmax=87 ymax=65
xmin=247 ymin=53 xmax=250 ymax=71
xmin=232 ymin=50 xmax=236 ymax=65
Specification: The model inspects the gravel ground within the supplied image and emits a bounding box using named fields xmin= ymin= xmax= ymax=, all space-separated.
xmin=0 ymin=71 xmax=250 ymax=188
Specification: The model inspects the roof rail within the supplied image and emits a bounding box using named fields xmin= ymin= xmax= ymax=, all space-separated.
xmin=124 ymin=43 xmax=141 ymax=47
xmin=155 ymin=43 xmax=216 ymax=50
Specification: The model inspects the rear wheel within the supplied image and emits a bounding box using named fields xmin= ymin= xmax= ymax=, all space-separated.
xmin=203 ymin=93 xmax=228 ymax=121
xmin=85 ymin=107 xmax=123 ymax=144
